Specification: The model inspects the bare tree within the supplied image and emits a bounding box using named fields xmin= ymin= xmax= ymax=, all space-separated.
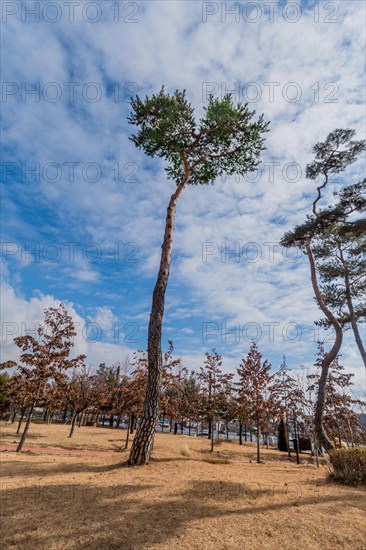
xmin=237 ymin=343 xmax=272 ymax=463
xmin=1 ymin=304 xmax=85 ymax=451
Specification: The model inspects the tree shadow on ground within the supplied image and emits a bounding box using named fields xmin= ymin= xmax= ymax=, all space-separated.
xmin=0 ymin=454 xmax=205 ymax=478
xmin=0 ymin=458 xmax=130 ymax=478
xmin=2 ymin=475 xmax=364 ymax=549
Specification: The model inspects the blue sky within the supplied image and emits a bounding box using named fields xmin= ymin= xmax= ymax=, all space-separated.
xmin=1 ymin=1 xmax=365 ymax=394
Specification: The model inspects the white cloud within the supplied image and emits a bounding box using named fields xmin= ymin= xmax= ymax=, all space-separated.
xmin=2 ymin=1 xmax=365 ymax=391
xmin=89 ymin=306 xmax=117 ymax=331
xmin=0 ymin=282 xmax=133 ymax=369
xmin=181 ymin=328 xmax=194 ymax=335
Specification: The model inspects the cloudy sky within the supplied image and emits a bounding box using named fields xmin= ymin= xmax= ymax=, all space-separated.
xmin=1 ymin=0 xmax=365 ymax=394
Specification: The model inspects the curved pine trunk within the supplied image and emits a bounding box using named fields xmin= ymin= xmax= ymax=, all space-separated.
xmin=306 ymin=241 xmax=343 ymax=452
xmin=340 ymin=249 xmax=366 ymax=368
xmin=128 ymin=176 xmax=189 ymax=466
xmin=349 ymin=309 xmax=366 ymax=368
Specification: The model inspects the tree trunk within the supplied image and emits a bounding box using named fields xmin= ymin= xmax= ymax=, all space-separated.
xmin=293 ymin=410 xmax=300 ymax=464
xmin=130 ymin=413 xmax=135 ymax=434
xmin=124 ymin=415 xmax=131 ymax=450
xmin=337 ymin=422 xmax=342 ymax=448
xmin=306 ymin=241 xmax=342 ymax=452
xmin=78 ymin=411 xmax=84 ymax=428
xmin=256 ymin=414 xmax=260 ymax=464
xmin=63 ymin=408 xmax=68 ymax=422
xmin=68 ymin=412 xmax=78 ymax=438
xmin=341 ymin=248 xmax=366 ymax=368
xmin=286 ymin=416 xmax=291 ymax=457
xmin=174 ymin=421 xmax=178 ymax=435
xmin=244 ymin=423 xmax=247 ymax=442
xmin=210 ymin=417 xmax=214 ymax=453
xmin=239 ymin=420 xmax=243 ymax=446
xmin=11 ymin=408 xmax=17 ymax=423
xmin=16 ymin=406 xmax=26 ymax=434
xmin=348 ymin=419 xmax=355 ymax=448
xmin=348 ymin=307 xmax=366 ymax=368
xmin=16 ymin=402 xmax=35 ymax=452
xmin=128 ymin=177 xmax=189 ymax=466
xmin=43 ymin=408 xmax=48 ymax=422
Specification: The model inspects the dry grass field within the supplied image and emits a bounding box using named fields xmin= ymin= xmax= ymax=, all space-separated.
xmin=1 ymin=421 xmax=365 ymax=549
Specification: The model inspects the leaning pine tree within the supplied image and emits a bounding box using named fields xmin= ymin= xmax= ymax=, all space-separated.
xmin=281 ymin=129 xmax=365 ymax=452
xmin=128 ymin=88 xmax=269 ymax=465
xmin=312 ymin=180 xmax=366 ymax=368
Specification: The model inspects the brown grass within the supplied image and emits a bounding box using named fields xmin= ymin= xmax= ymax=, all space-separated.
xmin=1 ymin=421 xmax=365 ymax=549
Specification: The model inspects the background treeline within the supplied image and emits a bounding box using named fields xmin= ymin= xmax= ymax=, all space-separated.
xmin=1 ymin=304 xmax=365 ymax=461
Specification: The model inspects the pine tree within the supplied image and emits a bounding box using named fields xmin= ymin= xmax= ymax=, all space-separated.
xmin=312 ymin=181 xmax=366 ymax=367
xmin=281 ymin=129 xmax=365 ymax=452
xmin=127 ymin=89 xmax=269 ymax=465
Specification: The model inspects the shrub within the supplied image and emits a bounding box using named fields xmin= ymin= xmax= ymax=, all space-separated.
xmin=328 ymin=448 xmax=366 ymax=486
